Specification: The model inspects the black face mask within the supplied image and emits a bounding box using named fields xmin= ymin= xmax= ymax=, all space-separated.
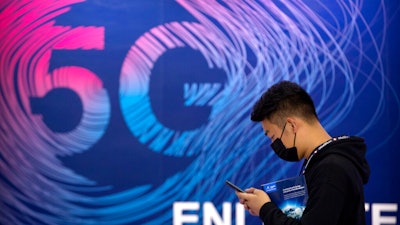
xmin=270 ymin=122 xmax=300 ymax=162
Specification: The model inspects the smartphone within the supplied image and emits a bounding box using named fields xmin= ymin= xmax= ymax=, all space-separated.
xmin=225 ymin=180 xmax=245 ymax=192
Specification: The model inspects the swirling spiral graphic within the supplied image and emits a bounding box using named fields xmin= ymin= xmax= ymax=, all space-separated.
xmin=1 ymin=0 xmax=398 ymax=224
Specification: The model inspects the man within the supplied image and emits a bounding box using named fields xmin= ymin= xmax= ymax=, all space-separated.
xmin=236 ymin=81 xmax=370 ymax=225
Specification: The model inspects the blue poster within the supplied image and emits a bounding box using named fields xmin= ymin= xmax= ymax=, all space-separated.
xmin=1 ymin=0 xmax=399 ymax=224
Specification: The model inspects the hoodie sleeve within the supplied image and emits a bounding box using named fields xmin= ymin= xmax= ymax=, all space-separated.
xmin=259 ymin=202 xmax=301 ymax=225
xmin=258 ymin=179 xmax=347 ymax=225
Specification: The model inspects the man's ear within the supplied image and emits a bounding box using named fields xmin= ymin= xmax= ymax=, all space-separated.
xmin=286 ymin=117 xmax=297 ymax=133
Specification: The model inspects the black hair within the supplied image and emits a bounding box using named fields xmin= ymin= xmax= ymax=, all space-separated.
xmin=250 ymin=81 xmax=318 ymax=124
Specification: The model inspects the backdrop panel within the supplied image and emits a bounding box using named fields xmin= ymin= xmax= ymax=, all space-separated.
xmin=1 ymin=0 xmax=399 ymax=224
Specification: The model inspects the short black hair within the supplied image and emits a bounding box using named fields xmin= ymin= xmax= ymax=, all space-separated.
xmin=250 ymin=81 xmax=318 ymax=124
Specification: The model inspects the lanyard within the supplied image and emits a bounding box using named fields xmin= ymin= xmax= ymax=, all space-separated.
xmin=300 ymin=135 xmax=350 ymax=175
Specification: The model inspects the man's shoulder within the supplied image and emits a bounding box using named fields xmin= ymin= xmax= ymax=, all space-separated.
xmin=314 ymin=152 xmax=355 ymax=170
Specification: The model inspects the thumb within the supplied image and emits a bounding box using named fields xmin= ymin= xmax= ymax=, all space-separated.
xmin=245 ymin=187 xmax=256 ymax=193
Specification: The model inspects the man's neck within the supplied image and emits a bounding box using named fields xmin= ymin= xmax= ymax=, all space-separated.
xmin=304 ymin=125 xmax=331 ymax=160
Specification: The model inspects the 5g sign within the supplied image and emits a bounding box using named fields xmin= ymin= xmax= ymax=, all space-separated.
xmin=31 ymin=19 xmax=228 ymax=156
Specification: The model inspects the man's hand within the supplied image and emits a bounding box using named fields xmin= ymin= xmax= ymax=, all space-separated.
xmin=236 ymin=187 xmax=272 ymax=216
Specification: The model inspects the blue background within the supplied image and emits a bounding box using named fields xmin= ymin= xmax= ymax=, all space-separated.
xmin=1 ymin=0 xmax=399 ymax=224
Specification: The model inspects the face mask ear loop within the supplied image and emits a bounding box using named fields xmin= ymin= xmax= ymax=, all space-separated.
xmin=280 ymin=122 xmax=287 ymax=139
xmin=293 ymin=132 xmax=297 ymax=147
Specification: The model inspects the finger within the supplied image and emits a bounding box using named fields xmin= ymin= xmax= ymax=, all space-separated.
xmin=245 ymin=187 xmax=256 ymax=193
xmin=244 ymin=203 xmax=250 ymax=211
xmin=235 ymin=192 xmax=243 ymax=198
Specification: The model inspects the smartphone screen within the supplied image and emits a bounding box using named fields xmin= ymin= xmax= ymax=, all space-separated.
xmin=225 ymin=180 xmax=245 ymax=192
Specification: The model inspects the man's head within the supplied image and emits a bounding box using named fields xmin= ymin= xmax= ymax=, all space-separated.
xmin=251 ymin=81 xmax=322 ymax=161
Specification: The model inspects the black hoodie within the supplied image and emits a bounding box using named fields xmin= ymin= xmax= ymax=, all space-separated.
xmin=259 ymin=136 xmax=370 ymax=225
